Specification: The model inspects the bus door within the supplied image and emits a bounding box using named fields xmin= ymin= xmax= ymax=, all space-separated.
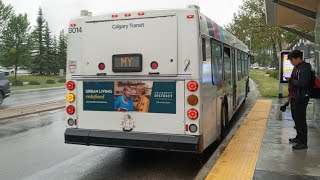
xmin=231 ymin=48 xmax=237 ymax=110
xmin=223 ymin=45 xmax=232 ymax=117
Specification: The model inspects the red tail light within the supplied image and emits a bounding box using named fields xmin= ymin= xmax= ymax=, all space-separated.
xmin=98 ymin=63 xmax=105 ymax=70
xmin=187 ymin=81 xmax=198 ymax=92
xmin=66 ymin=81 xmax=75 ymax=90
xmin=187 ymin=15 xmax=194 ymax=19
xmin=138 ymin=12 xmax=145 ymax=16
xmin=112 ymin=14 xmax=118 ymax=18
xmin=188 ymin=109 xmax=199 ymax=120
xmin=67 ymin=105 xmax=75 ymax=115
xmin=150 ymin=61 xmax=158 ymax=70
xmin=125 ymin=13 xmax=131 ymax=17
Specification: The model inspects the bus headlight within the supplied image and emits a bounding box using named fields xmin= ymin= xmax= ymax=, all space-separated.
xmin=66 ymin=93 xmax=75 ymax=103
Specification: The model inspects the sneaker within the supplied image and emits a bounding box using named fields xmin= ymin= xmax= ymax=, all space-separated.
xmin=292 ymin=144 xmax=308 ymax=150
xmin=289 ymin=138 xmax=299 ymax=143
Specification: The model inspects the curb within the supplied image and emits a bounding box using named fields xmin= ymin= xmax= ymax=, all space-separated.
xmin=11 ymin=86 xmax=65 ymax=94
xmin=0 ymin=106 xmax=65 ymax=121
xmin=0 ymin=100 xmax=65 ymax=121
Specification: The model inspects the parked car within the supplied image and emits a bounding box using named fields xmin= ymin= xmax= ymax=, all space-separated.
xmin=6 ymin=67 xmax=15 ymax=74
xmin=0 ymin=72 xmax=11 ymax=105
xmin=0 ymin=66 xmax=9 ymax=76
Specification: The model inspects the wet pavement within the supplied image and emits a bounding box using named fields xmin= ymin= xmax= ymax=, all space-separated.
xmin=254 ymin=99 xmax=320 ymax=179
xmin=0 ymin=110 xmax=202 ymax=180
xmin=0 ymin=88 xmax=65 ymax=109
xmin=0 ymin=82 xmax=258 ymax=180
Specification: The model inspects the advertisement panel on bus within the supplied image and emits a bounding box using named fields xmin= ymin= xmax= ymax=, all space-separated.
xmin=83 ymin=81 xmax=176 ymax=114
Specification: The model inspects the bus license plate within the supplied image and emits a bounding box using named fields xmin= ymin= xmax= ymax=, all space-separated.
xmin=121 ymin=118 xmax=135 ymax=131
xmin=112 ymin=54 xmax=142 ymax=72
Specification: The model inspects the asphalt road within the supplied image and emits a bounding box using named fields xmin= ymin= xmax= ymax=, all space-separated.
xmin=0 ymin=81 xmax=258 ymax=180
xmin=0 ymin=88 xmax=65 ymax=109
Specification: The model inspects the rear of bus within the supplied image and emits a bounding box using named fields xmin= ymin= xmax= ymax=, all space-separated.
xmin=64 ymin=9 xmax=203 ymax=153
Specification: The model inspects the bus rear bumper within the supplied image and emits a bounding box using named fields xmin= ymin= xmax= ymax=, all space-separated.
xmin=64 ymin=128 xmax=200 ymax=153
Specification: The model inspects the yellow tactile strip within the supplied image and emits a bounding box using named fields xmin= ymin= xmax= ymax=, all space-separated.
xmin=205 ymin=99 xmax=272 ymax=180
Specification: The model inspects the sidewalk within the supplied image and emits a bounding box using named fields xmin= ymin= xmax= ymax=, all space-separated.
xmin=254 ymin=99 xmax=320 ymax=179
xmin=200 ymin=98 xmax=320 ymax=180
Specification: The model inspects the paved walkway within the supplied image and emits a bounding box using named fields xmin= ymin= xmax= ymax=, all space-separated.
xmin=205 ymin=98 xmax=320 ymax=180
xmin=254 ymin=99 xmax=320 ymax=180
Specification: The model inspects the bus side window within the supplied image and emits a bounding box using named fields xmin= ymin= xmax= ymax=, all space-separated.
xmin=202 ymin=38 xmax=206 ymax=61
xmin=202 ymin=38 xmax=213 ymax=83
xmin=223 ymin=46 xmax=231 ymax=83
xmin=241 ymin=52 xmax=245 ymax=79
xmin=237 ymin=51 xmax=242 ymax=81
xmin=211 ymin=41 xmax=222 ymax=86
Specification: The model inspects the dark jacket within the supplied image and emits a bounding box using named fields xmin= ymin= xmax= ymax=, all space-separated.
xmin=288 ymin=67 xmax=298 ymax=100
xmin=289 ymin=61 xmax=312 ymax=102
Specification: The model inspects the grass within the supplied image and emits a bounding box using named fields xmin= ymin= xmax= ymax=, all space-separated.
xmin=10 ymin=83 xmax=65 ymax=91
xmin=7 ymin=74 xmax=65 ymax=91
xmin=7 ymin=75 xmax=63 ymax=82
xmin=250 ymin=70 xmax=289 ymax=98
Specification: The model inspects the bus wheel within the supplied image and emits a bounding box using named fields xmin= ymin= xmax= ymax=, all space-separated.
xmin=220 ymin=106 xmax=227 ymax=140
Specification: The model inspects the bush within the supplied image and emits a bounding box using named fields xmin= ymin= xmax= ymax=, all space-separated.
xmin=12 ymin=80 xmax=23 ymax=86
xmin=29 ymin=81 xmax=41 ymax=85
xmin=271 ymin=70 xmax=279 ymax=79
xmin=58 ymin=78 xmax=66 ymax=83
xmin=266 ymin=70 xmax=271 ymax=75
xmin=46 ymin=79 xmax=56 ymax=84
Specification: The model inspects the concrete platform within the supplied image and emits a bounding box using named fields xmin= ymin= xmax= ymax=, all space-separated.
xmin=254 ymin=99 xmax=320 ymax=180
xmin=203 ymin=98 xmax=320 ymax=180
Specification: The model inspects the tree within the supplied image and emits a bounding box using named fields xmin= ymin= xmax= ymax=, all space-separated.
xmin=2 ymin=14 xmax=32 ymax=79
xmin=31 ymin=7 xmax=46 ymax=74
xmin=226 ymin=0 xmax=314 ymax=69
xmin=57 ymin=29 xmax=67 ymax=72
xmin=43 ymin=22 xmax=59 ymax=74
xmin=51 ymin=35 xmax=59 ymax=74
xmin=0 ymin=0 xmax=14 ymax=37
xmin=0 ymin=0 xmax=14 ymax=65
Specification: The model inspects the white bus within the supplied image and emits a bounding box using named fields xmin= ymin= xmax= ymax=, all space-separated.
xmin=65 ymin=5 xmax=250 ymax=153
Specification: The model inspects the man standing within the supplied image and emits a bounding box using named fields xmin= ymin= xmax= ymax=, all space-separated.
xmin=285 ymin=50 xmax=312 ymax=150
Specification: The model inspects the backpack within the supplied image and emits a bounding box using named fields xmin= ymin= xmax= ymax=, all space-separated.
xmin=310 ymin=70 xmax=320 ymax=99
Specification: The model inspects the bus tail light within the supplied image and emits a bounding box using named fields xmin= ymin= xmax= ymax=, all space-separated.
xmin=187 ymin=15 xmax=194 ymax=19
xmin=187 ymin=81 xmax=198 ymax=92
xmin=66 ymin=81 xmax=75 ymax=90
xmin=66 ymin=93 xmax=75 ymax=103
xmin=187 ymin=109 xmax=198 ymax=120
xmin=138 ymin=12 xmax=145 ymax=16
xmin=125 ymin=13 xmax=131 ymax=17
xmin=150 ymin=61 xmax=158 ymax=69
xmin=112 ymin=14 xmax=118 ymax=18
xmin=67 ymin=105 xmax=75 ymax=115
xmin=187 ymin=95 xmax=198 ymax=106
xmin=98 ymin=63 xmax=105 ymax=70
xmin=189 ymin=124 xmax=198 ymax=133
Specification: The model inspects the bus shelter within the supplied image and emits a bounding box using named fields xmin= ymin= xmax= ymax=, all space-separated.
xmin=265 ymin=0 xmax=320 ymax=128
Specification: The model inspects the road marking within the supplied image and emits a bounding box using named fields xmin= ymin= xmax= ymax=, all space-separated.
xmin=205 ymin=99 xmax=272 ymax=180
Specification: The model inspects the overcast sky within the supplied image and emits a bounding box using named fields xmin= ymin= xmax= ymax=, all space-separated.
xmin=3 ymin=0 xmax=244 ymax=36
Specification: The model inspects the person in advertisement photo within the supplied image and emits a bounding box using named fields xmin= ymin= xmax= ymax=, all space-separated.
xmin=114 ymin=86 xmax=134 ymax=112
xmin=134 ymin=85 xmax=150 ymax=112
